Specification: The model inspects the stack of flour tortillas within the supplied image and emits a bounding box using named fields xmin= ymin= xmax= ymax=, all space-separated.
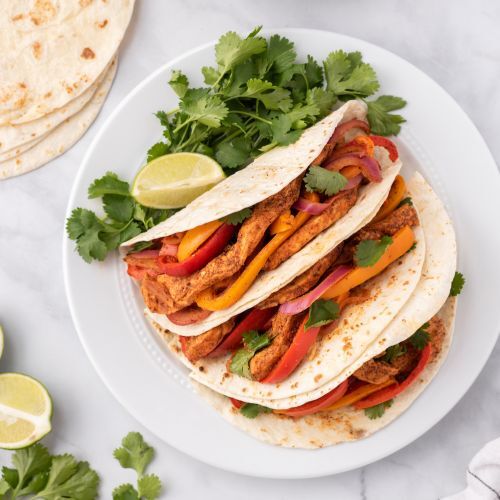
xmin=0 ymin=0 xmax=135 ymax=179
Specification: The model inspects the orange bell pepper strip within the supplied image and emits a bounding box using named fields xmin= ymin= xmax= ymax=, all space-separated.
xmin=196 ymin=196 xmax=319 ymax=311
xmin=177 ymin=220 xmax=224 ymax=262
xmin=325 ymin=379 xmax=395 ymax=411
xmin=322 ymin=225 xmax=415 ymax=299
xmin=371 ymin=175 xmax=407 ymax=223
xmin=340 ymin=165 xmax=361 ymax=179
xmin=269 ymin=211 xmax=294 ymax=235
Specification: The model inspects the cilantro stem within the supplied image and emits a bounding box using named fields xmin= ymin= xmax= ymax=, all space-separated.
xmin=230 ymin=110 xmax=272 ymax=125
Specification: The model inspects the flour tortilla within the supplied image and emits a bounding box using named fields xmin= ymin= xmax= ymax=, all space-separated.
xmin=192 ymin=297 xmax=456 ymax=449
xmin=0 ymin=0 xmax=134 ymax=125
xmin=0 ymin=58 xmax=117 ymax=180
xmin=155 ymin=207 xmax=425 ymax=404
xmin=146 ymin=147 xmax=401 ymax=336
xmin=123 ymin=100 xmax=369 ymax=247
xmin=0 ymin=56 xmax=115 ymax=156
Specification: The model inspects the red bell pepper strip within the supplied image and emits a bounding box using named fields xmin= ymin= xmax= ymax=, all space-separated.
xmin=275 ymin=379 xmax=349 ymax=417
xmin=370 ymin=135 xmax=399 ymax=162
xmin=354 ymin=343 xmax=432 ymax=409
xmin=230 ymin=398 xmax=245 ymax=409
xmin=208 ymin=307 xmax=276 ymax=358
xmin=160 ymin=223 xmax=235 ymax=277
xmin=260 ymin=314 xmax=320 ymax=384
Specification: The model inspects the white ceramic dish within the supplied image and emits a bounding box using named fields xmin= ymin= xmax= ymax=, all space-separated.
xmin=63 ymin=29 xmax=500 ymax=478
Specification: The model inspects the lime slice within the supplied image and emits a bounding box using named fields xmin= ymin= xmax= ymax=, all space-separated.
xmin=132 ymin=152 xmax=225 ymax=208
xmin=0 ymin=373 xmax=52 ymax=449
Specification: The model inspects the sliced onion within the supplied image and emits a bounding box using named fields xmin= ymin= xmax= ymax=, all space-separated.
xmin=342 ymin=174 xmax=363 ymax=191
xmin=293 ymin=197 xmax=331 ymax=215
xmin=331 ymin=119 xmax=370 ymax=144
xmin=159 ymin=243 xmax=178 ymax=257
xmin=167 ymin=307 xmax=212 ymax=325
xmin=128 ymin=249 xmax=160 ymax=259
xmin=279 ymin=265 xmax=352 ymax=315
xmin=325 ymin=154 xmax=382 ymax=183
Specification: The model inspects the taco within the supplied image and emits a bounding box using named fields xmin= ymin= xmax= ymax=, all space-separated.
xmin=122 ymin=100 xmax=403 ymax=335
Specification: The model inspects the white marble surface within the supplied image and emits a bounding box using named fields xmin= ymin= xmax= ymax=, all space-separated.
xmin=1 ymin=0 xmax=499 ymax=498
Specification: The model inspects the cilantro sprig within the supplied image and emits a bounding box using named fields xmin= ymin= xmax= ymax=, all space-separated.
xmin=354 ymin=236 xmax=393 ymax=267
xmin=230 ymin=330 xmax=270 ymax=378
xmin=221 ymin=207 xmax=253 ymax=225
xmin=239 ymin=403 xmax=272 ymax=419
xmin=305 ymin=299 xmax=340 ymax=330
xmin=148 ymin=27 xmax=406 ymax=169
xmin=364 ymin=399 xmax=393 ymax=419
xmin=450 ymin=271 xmax=465 ymax=297
xmin=66 ymin=172 xmax=172 ymax=263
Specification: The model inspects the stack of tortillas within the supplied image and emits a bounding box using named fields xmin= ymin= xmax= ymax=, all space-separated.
xmin=0 ymin=0 xmax=136 ymax=179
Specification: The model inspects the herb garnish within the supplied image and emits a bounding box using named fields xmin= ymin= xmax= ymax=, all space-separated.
xmin=221 ymin=207 xmax=253 ymax=225
xmin=305 ymin=299 xmax=340 ymax=330
xmin=409 ymin=323 xmax=431 ymax=350
xmin=240 ymin=403 xmax=272 ymax=419
xmin=304 ymin=166 xmax=348 ymax=196
xmin=364 ymin=399 xmax=393 ymax=419
xmin=354 ymin=236 xmax=393 ymax=267
xmin=450 ymin=271 xmax=465 ymax=297
xmin=230 ymin=330 xmax=270 ymax=378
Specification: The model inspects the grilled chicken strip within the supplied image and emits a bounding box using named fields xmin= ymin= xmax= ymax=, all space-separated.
xmin=141 ymin=276 xmax=184 ymax=315
xmin=181 ymin=318 xmax=235 ymax=363
xmin=158 ymin=178 xmax=302 ymax=307
xmin=263 ymin=188 xmax=358 ymax=272
xmin=249 ymin=312 xmax=305 ymax=381
xmin=353 ymin=359 xmax=398 ymax=385
xmin=259 ymin=244 xmax=343 ymax=309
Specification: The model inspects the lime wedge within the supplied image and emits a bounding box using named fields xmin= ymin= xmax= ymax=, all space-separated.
xmin=132 ymin=152 xmax=225 ymax=208
xmin=0 ymin=373 xmax=52 ymax=449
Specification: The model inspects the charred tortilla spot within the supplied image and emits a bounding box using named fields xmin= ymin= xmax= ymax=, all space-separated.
xmin=81 ymin=47 xmax=95 ymax=59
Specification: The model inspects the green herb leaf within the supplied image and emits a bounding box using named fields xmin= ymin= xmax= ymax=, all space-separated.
xmin=354 ymin=235 xmax=393 ymax=267
xmin=240 ymin=403 xmax=272 ymax=419
xmin=270 ymin=115 xmax=303 ymax=146
xmin=382 ymin=344 xmax=407 ymax=363
xmin=221 ymin=207 xmax=252 ymax=225
xmin=9 ymin=444 xmax=51 ymax=495
xmin=113 ymin=483 xmax=140 ymax=500
xmin=241 ymin=79 xmax=292 ymax=111
xmin=304 ymin=165 xmax=348 ymax=196
xmin=366 ymin=95 xmax=407 ymax=136
xmin=103 ymin=194 xmax=135 ymax=223
xmin=230 ymin=330 xmax=270 ymax=378
xmin=450 ymin=271 xmax=465 ymax=297
xmin=169 ymin=70 xmax=189 ymax=98
xmin=180 ymin=88 xmax=229 ymax=128
xmin=398 ymin=196 xmax=413 ymax=207
xmin=215 ymin=137 xmax=251 ymax=169
xmin=146 ymin=142 xmax=169 ymax=162
xmin=137 ymin=474 xmax=162 ymax=500
xmin=324 ymin=50 xmax=379 ymax=97
xmin=409 ymin=322 xmax=430 ymax=350
xmin=364 ymin=399 xmax=393 ymax=419
xmin=88 ymin=172 xmax=130 ymax=198
xmin=113 ymin=432 xmax=154 ymax=477
xmin=305 ymin=299 xmax=340 ymax=330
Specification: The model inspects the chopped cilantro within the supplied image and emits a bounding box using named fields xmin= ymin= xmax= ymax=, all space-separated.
xmin=169 ymin=70 xmax=189 ymax=98
xmin=398 ymin=197 xmax=413 ymax=207
xmin=409 ymin=323 xmax=430 ymax=350
xmin=304 ymin=166 xmax=348 ymax=196
xmin=450 ymin=271 xmax=465 ymax=297
xmin=382 ymin=344 xmax=407 ymax=363
xmin=230 ymin=331 xmax=270 ymax=378
xmin=221 ymin=207 xmax=253 ymax=225
xmin=240 ymin=403 xmax=272 ymax=419
xmin=364 ymin=399 xmax=393 ymax=419
xmin=354 ymin=236 xmax=393 ymax=267
xmin=305 ymin=299 xmax=340 ymax=330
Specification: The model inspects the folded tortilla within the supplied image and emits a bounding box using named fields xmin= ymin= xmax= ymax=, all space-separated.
xmin=132 ymin=101 xmax=402 ymax=336
xmin=191 ymin=296 xmax=456 ymax=449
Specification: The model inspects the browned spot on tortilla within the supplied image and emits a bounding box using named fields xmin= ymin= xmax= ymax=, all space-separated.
xmin=314 ymin=374 xmax=323 ymax=383
xmin=81 ymin=47 xmax=95 ymax=59
xmin=97 ymin=19 xmax=108 ymax=28
xmin=30 ymin=0 xmax=57 ymax=26
xmin=16 ymin=159 xmax=21 ymax=165
xmin=11 ymin=13 xmax=24 ymax=21
xmin=19 ymin=83 xmax=27 ymax=89
xmin=32 ymin=41 xmax=42 ymax=59
xmin=66 ymin=86 xmax=73 ymax=95
xmin=79 ymin=0 xmax=93 ymax=6
xmin=198 ymin=366 xmax=205 ymax=372
xmin=44 ymin=91 xmax=52 ymax=99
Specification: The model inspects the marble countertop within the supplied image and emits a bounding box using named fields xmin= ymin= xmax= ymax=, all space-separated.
xmin=1 ymin=0 xmax=499 ymax=498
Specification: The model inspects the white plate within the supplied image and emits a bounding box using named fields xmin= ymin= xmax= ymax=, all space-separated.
xmin=63 ymin=29 xmax=500 ymax=478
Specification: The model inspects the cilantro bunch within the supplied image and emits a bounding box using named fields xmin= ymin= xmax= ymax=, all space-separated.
xmin=148 ymin=26 xmax=406 ymax=170
xmin=66 ymin=173 xmax=172 ymax=263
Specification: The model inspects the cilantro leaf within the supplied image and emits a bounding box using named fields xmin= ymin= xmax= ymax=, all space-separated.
xmin=270 ymin=115 xmax=303 ymax=146
xmin=113 ymin=483 xmax=140 ymax=500
xmin=169 ymin=70 xmax=189 ymax=98
xmin=35 ymin=456 xmax=99 ymax=500
xmin=146 ymin=142 xmax=169 ymax=162
xmin=9 ymin=444 xmax=51 ymax=496
xmin=103 ymin=194 xmax=135 ymax=223
xmin=88 ymin=172 xmax=130 ymax=198
xmin=304 ymin=166 xmax=348 ymax=196
xmin=259 ymin=34 xmax=296 ymax=74
xmin=364 ymin=399 xmax=393 ymax=419
xmin=215 ymin=137 xmax=251 ymax=169
xmin=241 ymin=79 xmax=292 ymax=111
xmin=180 ymin=88 xmax=228 ymax=128
xmin=382 ymin=344 xmax=407 ymax=363
xmin=230 ymin=331 xmax=270 ymax=378
xmin=354 ymin=236 xmax=393 ymax=267
xmin=305 ymin=299 xmax=340 ymax=330
xmin=306 ymin=87 xmax=336 ymax=117
xmin=137 ymin=474 xmax=162 ymax=500
xmin=324 ymin=50 xmax=379 ymax=97
xmin=409 ymin=323 xmax=430 ymax=350
xmin=113 ymin=432 xmax=154 ymax=477
xmin=221 ymin=207 xmax=252 ymax=225
xmin=450 ymin=271 xmax=465 ymax=297
xmin=240 ymin=403 xmax=272 ymax=419
xmin=398 ymin=197 xmax=413 ymax=207
xmin=366 ymin=95 xmax=407 ymax=136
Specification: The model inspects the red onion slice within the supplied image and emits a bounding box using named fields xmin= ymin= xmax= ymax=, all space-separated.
xmin=331 ymin=119 xmax=370 ymax=144
xmin=324 ymin=154 xmax=382 ymax=183
xmin=342 ymin=173 xmax=363 ymax=191
xmin=279 ymin=265 xmax=352 ymax=315
xmin=128 ymin=249 xmax=160 ymax=259
xmin=159 ymin=243 xmax=178 ymax=257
